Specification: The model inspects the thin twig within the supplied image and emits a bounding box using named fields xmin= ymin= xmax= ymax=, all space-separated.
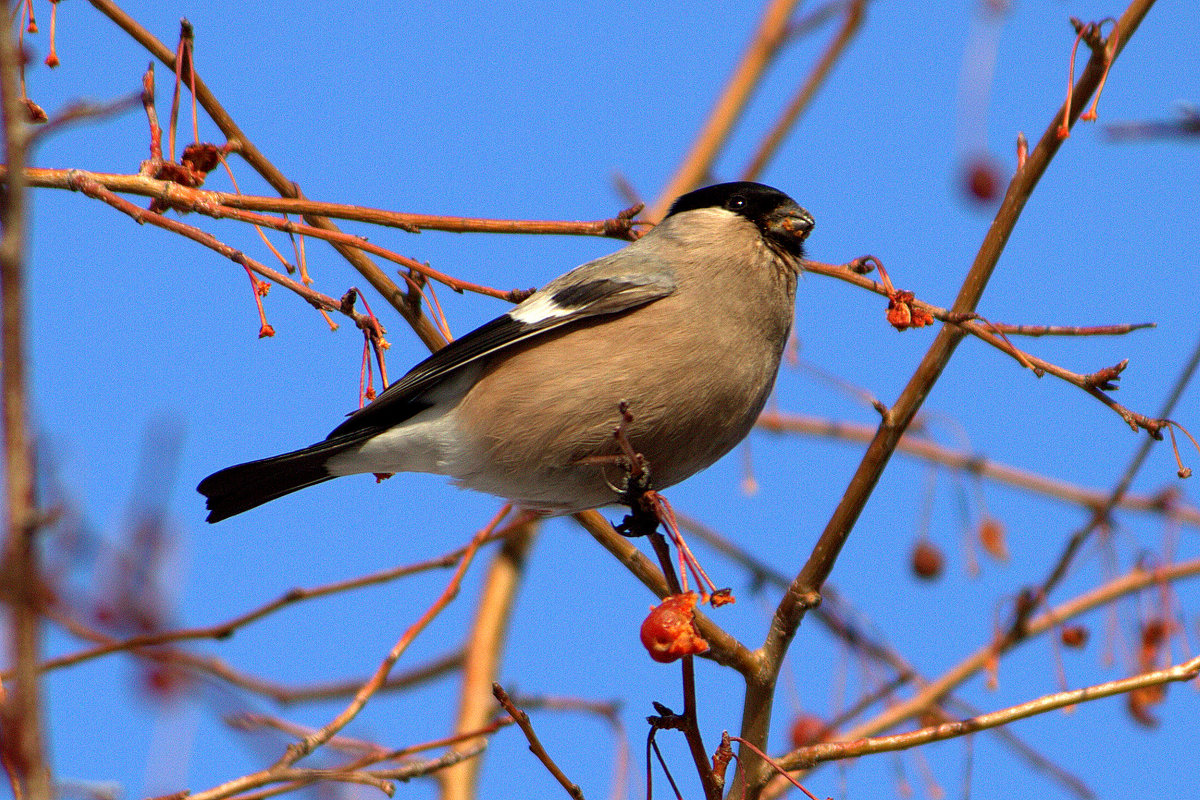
xmin=281 ymin=507 xmax=509 ymax=764
xmin=985 ymin=321 xmax=1155 ymax=336
xmin=494 ymin=684 xmax=586 ymax=800
xmin=5 ymin=166 xmax=645 ymax=239
xmin=755 ymin=411 xmax=1197 ymax=523
xmin=801 ymin=259 xmax=1162 ymax=435
xmin=62 ymin=171 xmax=383 ymax=335
xmin=511 ymin=695 xmax=629 ymax=800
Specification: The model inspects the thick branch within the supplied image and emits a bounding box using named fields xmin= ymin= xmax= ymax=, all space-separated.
xmin=0 ymin=20 xmax=51 ymax=800
xmin=734 ymin=4 xmax=1155 ymax=796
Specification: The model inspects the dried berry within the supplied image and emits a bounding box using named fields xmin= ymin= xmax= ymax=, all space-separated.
xmin=961 ymin=155 xmax=1003 ymax=203
xmin=1060 ymin=625 xmax=1089 ymax=649
xmin=978 ymin=517 xmax=1009 ymax=562
xmin=640 ymin=592 xmax=709 ymax=663
xmin=789 ymin=714 xmax=828 ymax=749
xmin=911 ymin=539 xmax=944 ymax=580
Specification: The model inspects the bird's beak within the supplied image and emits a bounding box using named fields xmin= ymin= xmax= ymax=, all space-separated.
xmin=765 ymin=205 xmax=815 ymax=255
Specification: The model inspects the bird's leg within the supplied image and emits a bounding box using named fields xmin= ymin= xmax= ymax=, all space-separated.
xmin=607 ymin=402 xmax=733 ymax=606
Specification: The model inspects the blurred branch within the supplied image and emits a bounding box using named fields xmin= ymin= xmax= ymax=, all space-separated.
xmin=756 ymin=410 xmax=1199 ymax=523
xmin=1012 ymin=330 xmax=1200 ymax=633
xmin=649 ymin=0 xmax=805 ymax=221
xmin=1104 ymin=108 xmax=1200 ymax=141
xmin=741 ymin=0 xmax=866 ymax=180
xmin=737 ymin=4 xmax=1156 ymax=796
xmin=776 ymin=555 xmax=1200 ymax=774
xmin=228 ymin=711 xmax=515 ymax=764
xmin=442 ymin=514 xmax=538 ymax=800
xmin=0 ymin=17 xmax=51 ymax=800
xmin=41 ymin=605 xmax=464 ymax=704
xmin=21 ymin=537 xmax=499 ymax=679
xmin=791 ymin=652 xmax=1200 ymax=768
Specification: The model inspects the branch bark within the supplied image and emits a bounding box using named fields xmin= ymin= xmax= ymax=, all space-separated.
xmin=0 ymin=19 xmax=52 ymax=800
xmin=734 ymin=3 xmax=1156 ymax=795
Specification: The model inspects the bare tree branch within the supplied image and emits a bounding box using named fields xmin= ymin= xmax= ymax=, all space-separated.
xmin=0 ymin=18 xmax=51 ymax=800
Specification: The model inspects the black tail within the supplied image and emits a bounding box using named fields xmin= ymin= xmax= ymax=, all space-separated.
xmin=197 ymin=432 xmax=376 ymax=523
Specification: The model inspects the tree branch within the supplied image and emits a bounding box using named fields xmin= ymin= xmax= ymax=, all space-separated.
xmin=0 ymin=18 xmax=51 ymax=800
xmin=735 ymin=3 xmax=1156 ymax=795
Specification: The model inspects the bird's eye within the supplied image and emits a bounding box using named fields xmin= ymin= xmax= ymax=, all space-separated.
xmin=727 ymin=195 xmax=747 ymax=211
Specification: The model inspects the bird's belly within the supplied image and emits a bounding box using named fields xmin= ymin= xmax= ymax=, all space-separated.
xmin=448 ymin=321 xmax=780 ymax=511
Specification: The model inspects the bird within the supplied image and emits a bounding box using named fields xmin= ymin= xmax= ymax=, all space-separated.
xmin=198 ymin=182 xmax=814 ymax=523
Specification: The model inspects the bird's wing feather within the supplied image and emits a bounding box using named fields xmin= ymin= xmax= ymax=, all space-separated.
xmin=326 ymin=254 xmax=676 ymax=438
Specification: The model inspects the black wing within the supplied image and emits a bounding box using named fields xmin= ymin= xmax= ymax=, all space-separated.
xmin=326 ymin=267 xmax=676 ymax=439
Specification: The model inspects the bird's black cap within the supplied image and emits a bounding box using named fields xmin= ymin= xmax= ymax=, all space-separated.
xmin=665 ymin=181 xmax=801 ymax=223
xmin=667 ymin=181 xmax=813 ymax=257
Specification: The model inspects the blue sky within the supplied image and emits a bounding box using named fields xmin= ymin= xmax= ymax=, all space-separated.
xmin=13 ymin=1 xmax=1200 ymax=799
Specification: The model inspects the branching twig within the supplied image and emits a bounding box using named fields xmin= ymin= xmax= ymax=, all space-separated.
xmin=802 ymin=259 xmax=1163 ymax=436
xmin=62 ymin=171 xmax=385 ymax=336
xmin=791 ymin=654 xmax=1200 ymax=768
xmin=756 ymin=411 xmax=1198 ymax=522
xmin=87 ymin=0 xmax=447 ymax=351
